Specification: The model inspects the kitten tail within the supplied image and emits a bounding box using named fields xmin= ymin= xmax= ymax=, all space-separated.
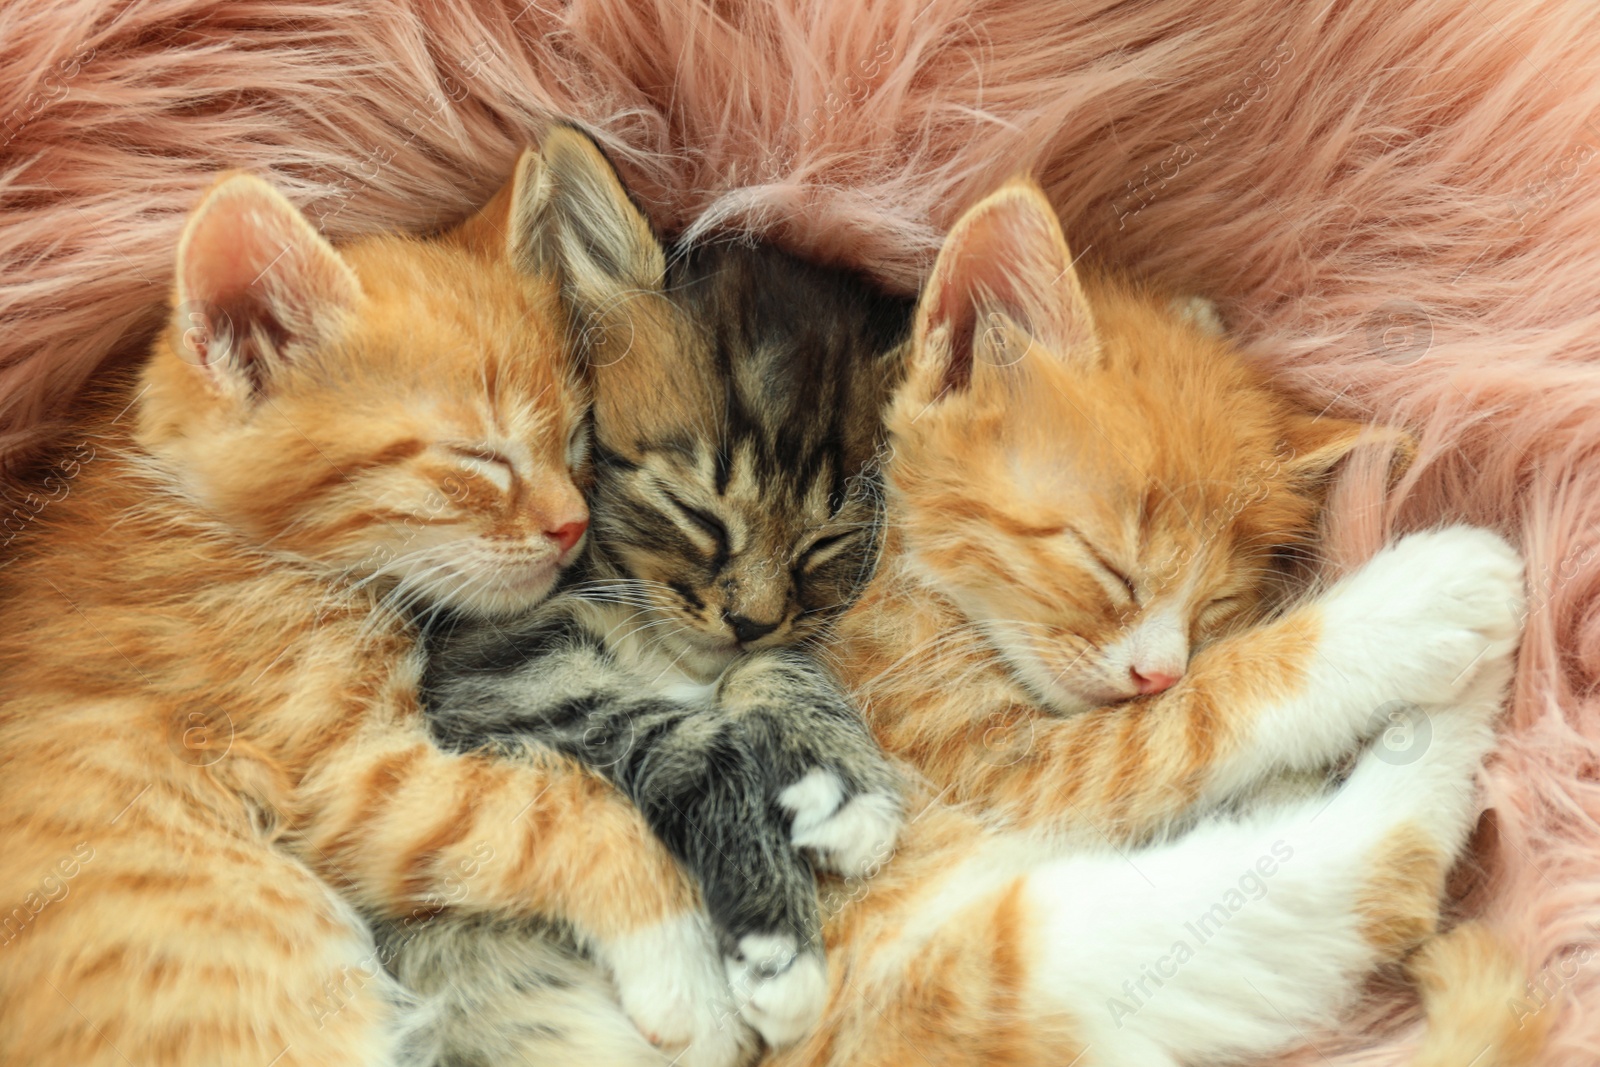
xmin=1409 ymin=921 xmax=1547 ymax=1067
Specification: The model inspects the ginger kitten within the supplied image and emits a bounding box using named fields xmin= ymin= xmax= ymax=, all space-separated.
xmin=0 ymin=153 xmax=754 ymax=1067
xmin=803 ymin=178 xmax=1540 ymax=1065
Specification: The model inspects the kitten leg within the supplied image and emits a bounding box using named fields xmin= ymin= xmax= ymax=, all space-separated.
xmin=718 ymin=650 xmax=904 ymax=878
xmin=0 ymin=802 xmax=427 ymax=1066
xmin=956 ymin=525 xmax=1524 ymax=840
xmin=379 ymin=913 xmax=757 ymax=1067
xmin=767 ymin=810 xmax=1100 ymax=1067
xmin=424 ymin=622 xmax=828 ymax=1050
xmin=1203 ymin=525 xmax=1523 ymax=792
xmin=1024 ymin=673 xmax=1505 ymax=1067
xmin=293 ymin=732 xmax=750 ymax=1065
xmin=617 ymin=728 xmax=829 ymax=1050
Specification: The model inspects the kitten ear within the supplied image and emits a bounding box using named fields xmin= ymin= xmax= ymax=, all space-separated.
xmin=1281 ymin=414 xmax=1416 ymax=490
xmin=526 ymin=124 xmax=666 ymax=309
xmin=910 ymin=178 xmax=1098 ymax=403
xmin=448 ymin=146 xmax=548 ymax=267
xmin=174 ymin=173 xmax=359 ymax=396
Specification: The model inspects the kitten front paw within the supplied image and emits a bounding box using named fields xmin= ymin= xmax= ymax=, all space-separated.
xmin=778 ymin=767 xmax=902 ymax=877
xmin=1326 ymin=526 xmax=1526 ymax=706
xmin=597 ymin=913 xmax=759 ymax=1067
xmin=725 ymin=934 xmax=828 ymax=1049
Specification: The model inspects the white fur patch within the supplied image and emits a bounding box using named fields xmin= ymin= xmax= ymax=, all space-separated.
xmin=779 ymin=769 xmax=903 ymax=875
xmin=657 ymin=678 xmax=720 ymax=706
xmin=725 ymin=934 xmax=827 ymax=1049
xmin=1022 ymin=704 xmax=1495 ymax=1067
xmin=1170 ymin=294 xmax=1226 ymax=336
xmin=1318 ymin=525 xmax=1525 ymax=707
xmin=595 ymin=913 xmax=754 ymax=1067
xmin=793 ymin=791 xmax=902 ymax=876
xmin=1224 ymin=526 xmax=1524 ymax=787
xmin=778 ymin=768 xmax=845 ymax=830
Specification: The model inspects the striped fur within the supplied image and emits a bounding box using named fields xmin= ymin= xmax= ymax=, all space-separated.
xmin=413 ymin=127 xmax=910 ymax=1054
xmin=814 ymin=180 xmax=1541 ymax=1064
xmin=0 ymin=153 xmax=754 ymax=1067
xmin=402 ymin=179 xmax=1541 ymax=1067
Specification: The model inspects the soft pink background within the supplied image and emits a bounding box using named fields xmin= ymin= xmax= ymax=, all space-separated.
xmin=2 ymin=0 xmax=1595 ymax=1061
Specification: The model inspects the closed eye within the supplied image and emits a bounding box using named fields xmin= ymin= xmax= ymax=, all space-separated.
xmin=1100 ymin=562 xmax=1138 ymax=603
xmin=565 ymin=421 xmax=590 ymax=469
xmin=448 ymin=443 xmax=511 ymax=467
xmin=447 ymin=444 xmax=514 ymax=492
xmin=1200 ymin=594 xmax=1245 ymax=623
xmin=797 ymin=529 xmax=861 ymax=569
xmin=664 ymin=493 xmax=729 ymax=547
xmin=1059 ymin=525 xmax=1138 ymax=604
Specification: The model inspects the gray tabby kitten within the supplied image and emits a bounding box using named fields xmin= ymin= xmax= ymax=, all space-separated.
xmin=396 ymin=127 xmax=912 ymax=1064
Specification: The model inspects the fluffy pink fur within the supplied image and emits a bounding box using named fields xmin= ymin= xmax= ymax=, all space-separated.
xmin=3 ymin=0 xmax=1596 ymax=1060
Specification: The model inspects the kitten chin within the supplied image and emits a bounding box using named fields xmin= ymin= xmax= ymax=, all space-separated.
xmin=639 ymin=617 xmax=742 ymax=681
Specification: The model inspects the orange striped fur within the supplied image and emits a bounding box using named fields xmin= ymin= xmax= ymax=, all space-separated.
xmin=834 ymin=212 xmax=1381 ymax=842
xmin=769 ymin=801 xmax=1088 ymax=1067
xmin=0 ymin=158 xmax=700 ymax=1066
xmin=783 ymin=180 xmax=1535 ymax=1066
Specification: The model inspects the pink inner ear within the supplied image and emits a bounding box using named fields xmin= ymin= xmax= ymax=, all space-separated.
xmin=176 ymin=178 xmax=358 ymax=374
xmin=923 ymin=248 xmax=984 ymax=392
xmin=920 ymin=184 xmax=1091 ymax=391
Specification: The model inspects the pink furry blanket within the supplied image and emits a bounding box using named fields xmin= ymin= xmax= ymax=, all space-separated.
xmin=3 ymin=0 xmax=1596 ymax=1061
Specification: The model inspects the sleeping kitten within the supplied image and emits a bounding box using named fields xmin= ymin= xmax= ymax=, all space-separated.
xmin=406 ymin=176 xmax=1539 ymax=1067
xmin=834 ymin=178 xmax=1508 ymax=841
xmin=791 ymin=177 xmax=1538 ymax=1065
xmin=414 ymin=127 xmax=909 ymax=1051
xmin=0 ymin=152 xmax=757 ymax=1067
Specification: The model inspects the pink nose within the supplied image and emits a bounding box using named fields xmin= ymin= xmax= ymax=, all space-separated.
xmin=548 ymin=520 xmax=588 ymax=554
xmin=1130 ymin=667 xmax=1181 ymax=695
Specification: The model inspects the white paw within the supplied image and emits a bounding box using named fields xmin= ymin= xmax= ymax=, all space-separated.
xmin=596 ymin=913 xmax=757 ymax=1067
xmin=725 ymin=934 xmax=827 ymax=1049
xmin=1325 ymin=526 xmax=1526 ymax=706
xmin=779 ymin=769 xmax=902 ymax=876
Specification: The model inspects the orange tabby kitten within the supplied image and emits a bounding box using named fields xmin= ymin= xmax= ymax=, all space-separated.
xmin=793 ymin=179 xmax=1539 ymax=1066
xmin=834 ymin=179 xmax=1524 ymax=840
xmin=0 ymin=154 xmax=755 ymax=1066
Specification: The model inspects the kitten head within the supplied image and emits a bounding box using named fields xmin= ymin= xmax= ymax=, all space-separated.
xmin=889 ymin=179 xmax=1397 ymax=714
xmin=530 ymin=127 xmax=909 ymax=671
xmin=136 ymin=150 xmax=591 ymax=619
